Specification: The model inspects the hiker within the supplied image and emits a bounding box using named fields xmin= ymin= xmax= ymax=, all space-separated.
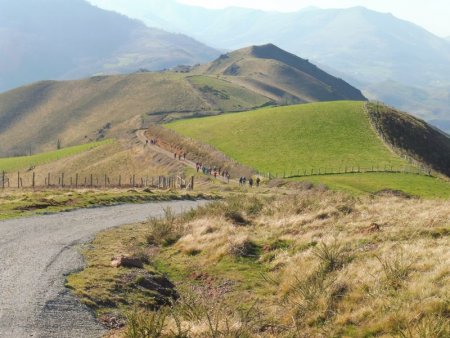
xmin=227 ymin=173 xmax=230 ymax=184
xmin=256 ymin=177 xmax=261 ymax=187
xmin=249 ymin=178 xmax=254 ymax=187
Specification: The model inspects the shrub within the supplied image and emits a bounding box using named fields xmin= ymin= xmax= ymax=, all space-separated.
xmin=313 ymin=241 xmax=349 ymax=273
xmin=224 ymin=210 xmax=249 ymax=225
xmin=376 ymin=251 xmax=413 ymax=290
xmin=146 ymin=208 xmax=183 ymax=247
xmin=125 ymin=307 xmax=169 ymax=338
xmin=228 ymin=238 xmax=260 ymax=258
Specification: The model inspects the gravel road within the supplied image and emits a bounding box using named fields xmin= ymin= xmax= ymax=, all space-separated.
xmin=0 ymin=200 xmax=206 ymax=338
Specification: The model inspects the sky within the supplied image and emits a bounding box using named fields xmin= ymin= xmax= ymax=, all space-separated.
xmin=178 ymin=0 xmax=450 ymax=37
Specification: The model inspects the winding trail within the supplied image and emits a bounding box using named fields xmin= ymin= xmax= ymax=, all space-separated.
xmin=0 ymin=200 xmax=207 ymax=338
xmin=136 ymin=129 xmax=230 ymax=184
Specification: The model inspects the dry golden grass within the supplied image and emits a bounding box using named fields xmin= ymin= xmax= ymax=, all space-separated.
xmin=67 ymin=189 xmax=449 ymax=338
xmin=129 ymin=191 xmax=449 ymax=337
xmin=10 ymin=138 xmax=189 ymax=188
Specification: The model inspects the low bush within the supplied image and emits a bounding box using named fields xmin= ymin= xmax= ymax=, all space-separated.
xmin=146 ymin=208 xmax=184 ymax=247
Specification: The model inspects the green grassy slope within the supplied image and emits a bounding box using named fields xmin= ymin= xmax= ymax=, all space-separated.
xmin=167 ymin=101 xmax=450 ymax=197
xmin=167 ymin=101 xmax=407 ymax=173
xmin=0 ymin=140 xmax=111 ymax=173
xmin=296 ymin=173 xmax=450 ymax=198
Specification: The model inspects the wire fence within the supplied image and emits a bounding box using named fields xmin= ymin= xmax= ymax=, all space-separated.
xmin=257 ymin=164 xmax=434 ymax=179
xmin=0 ymin=171 xmax=195 ymax=190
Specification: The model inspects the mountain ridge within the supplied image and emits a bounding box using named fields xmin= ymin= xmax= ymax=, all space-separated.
xmin=0 ymin=0 xmax=219 ymax=93
xmin=0 ymin=44 xmax=365 ymax=157
xmin=88 ymin=1 xmax=450 ymax=131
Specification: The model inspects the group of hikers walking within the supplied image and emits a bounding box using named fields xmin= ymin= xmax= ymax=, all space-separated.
xmin=146 ymin=135 xmax=262 ymax=187
xmin=239 ymin=176 xmax=261 ymax=187
xmin=196 ymin=163 xmax=231 ymax=183
xmin=174 ymin=152 xmax=187 ymax=160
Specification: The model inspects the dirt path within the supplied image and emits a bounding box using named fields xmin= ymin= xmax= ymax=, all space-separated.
xmin=0 ymin=200 xmax=207 ymax=338
xmin=136 ymin=129 xmax=230 ymax=183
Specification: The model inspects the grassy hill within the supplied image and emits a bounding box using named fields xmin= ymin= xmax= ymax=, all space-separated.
xmin=0 ymin=73 xmax=204 ymax=156
xmin=167 ymin=101 xmax=450 ymax=197
xmin=0 ymin=44 xmax=364 ymax=157
xmin=199 ymin=44 xmax=366 ymax=104
xmin=167 ymin=101 xmax=404 ymax=172
xmin=0 ymin=140 xmax=110 ymax=173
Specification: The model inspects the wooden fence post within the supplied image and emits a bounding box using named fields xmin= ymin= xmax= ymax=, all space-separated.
xmin=48 ymin=173 xmax=51 ymax=187
xmin=32 ymin=172 xmax=35 ymax=189
xmin=90 ymin=174 xmax=93 ymax=187
xmin=76 ymin=174 xmax=78 ymax=189
xmin=119 ymin=175 xmax=122 ymax=187
xmin=191 ymin=176 xmax=194 ymax=190
xmin=1 ymin=171 xmax=5 ymax=189
xmin=61 ymin=173 xmax=65 ymax=187
xmin=17 ymin=172 xmax=20 ymax=189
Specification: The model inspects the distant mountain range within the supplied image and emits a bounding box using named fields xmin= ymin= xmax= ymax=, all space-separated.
xmin=0 ymin=44 xmax=364 ymax=156
xmin=0 ymin=0 xmax=219 ymax=92
xmin=88 ymin=0 xmax=450 ymax=132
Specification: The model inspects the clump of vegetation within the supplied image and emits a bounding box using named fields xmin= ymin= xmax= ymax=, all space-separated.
xmin=313 ymin=241 xmax=350 ymax=273
xmin=126 ymin=308 xmax=169 ymax=338
xmin=227 ymin=237 xmax=260 ymax=258
xmin=146 ymin=208 xmax=184 ymax=247
xmin=376 ymin=249 xmax=413 ymax=290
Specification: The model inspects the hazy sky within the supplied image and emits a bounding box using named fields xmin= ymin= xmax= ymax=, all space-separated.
xmin=178 ymin=0 xmax=450 ymax=37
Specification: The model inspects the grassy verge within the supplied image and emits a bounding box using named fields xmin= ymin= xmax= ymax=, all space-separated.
xmin=68 ymin=191 xmax=450 ymax=337
xmin=0 ymin=139 xmax=112 ymax=172
xmin=0 ymin=189 xmax=213 ymax=221
xmin=291 ymin=173 xmax=450 ymax=199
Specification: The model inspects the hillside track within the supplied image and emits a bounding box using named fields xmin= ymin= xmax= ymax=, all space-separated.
xmin=136 ymin=129 xmax=230 ymax=183
xmin=0 ymin=200 xmax=207 ymax=338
